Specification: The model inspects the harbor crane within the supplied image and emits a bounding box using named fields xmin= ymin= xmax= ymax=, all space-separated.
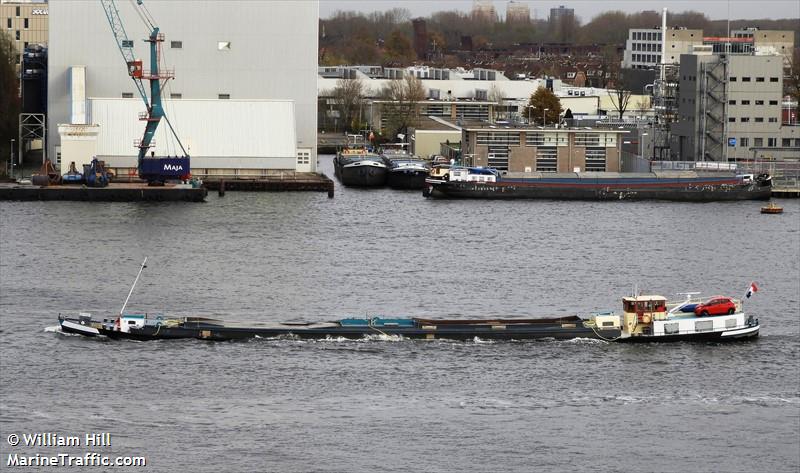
xmin=100 ymin=0 xmax=190 ymax=184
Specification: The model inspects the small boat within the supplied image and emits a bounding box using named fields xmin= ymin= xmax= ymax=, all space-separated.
xmin=761 ymin=202 xmax=783 ymax=214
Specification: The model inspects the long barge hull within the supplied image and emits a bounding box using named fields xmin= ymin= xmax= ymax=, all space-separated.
xmin=59 ymin=315 xmax=618 ymax=342
xmin=423 ymin=179 xmax=772 ymax=202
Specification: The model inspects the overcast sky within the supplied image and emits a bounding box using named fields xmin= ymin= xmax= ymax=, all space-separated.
xmin=319 ymin=0 xmax=800 ymax=21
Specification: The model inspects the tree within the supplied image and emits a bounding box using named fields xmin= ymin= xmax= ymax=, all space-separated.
xmin=0 ymin=32 xmax=19 ymax=176
xmin=488 ymin=84 xmax=506 ymax=121
xmin=524 ymin=87 xmax=562 ymax=126
xmin=384 ymin=30 xmax=415 ymax=63
xmin=380 ymin=74 xmax=425 ymax=139
xmin=332 ymin=77 xmax=366 ymax=132
xmin=607 ymin=66 xmax=634 ymax=119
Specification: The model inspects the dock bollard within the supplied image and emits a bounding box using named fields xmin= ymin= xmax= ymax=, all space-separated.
xmin=328 ymin=185 xmax=334 ymax=198
xmin=218 ymin=180 xmax=225 ymax=197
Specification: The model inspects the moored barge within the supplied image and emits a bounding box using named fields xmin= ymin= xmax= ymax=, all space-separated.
xmin=423 ymin=168 xmax=772 ymax=201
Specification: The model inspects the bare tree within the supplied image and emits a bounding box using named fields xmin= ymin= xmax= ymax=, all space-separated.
xmin=608 ymin=87 xmax=633 ymax=120
xmin=332 ymin=77 xmax=365 ymax=132
xmin=380 ymin=74 xmax=425 ymax=139
xmin=488 ymin=84 xmax=507 ymax=121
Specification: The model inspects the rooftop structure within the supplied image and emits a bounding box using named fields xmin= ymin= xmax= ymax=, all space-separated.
xmin=506 ymin=1 xmax=530 ymax=24
xmin=1 ymin=0 xmax=48 ymax=70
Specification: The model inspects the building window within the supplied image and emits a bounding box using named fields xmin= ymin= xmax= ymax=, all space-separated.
xmin=755 ymin=100 xmax=764 ymax=105
xmin=6 ymin=18 xmax=10 ymax=29
xmin=795 ymin=139 xmax=800 ymax=147
xmin=740 ymin=117 xmax=750 ymax=122
xmin=754 ymin=137 xmax=763 ymax=147
xmin=740 ymin=137 xmax=749 ymax=147
xmin=741 ymin=100 xmax=750 ymax=105
xmin=218 ymin=94 xmax=230 ymax=99
xmin=769 ymin=100 xmax=778 ymax=105
xmin=742 ymin=77 xmax=751 ymax=82
xmin=783 ymin=138 xmax=792 ymax=147
xmin=122 ymin=92 xmax=134 ymax=98
xmin=171 ymin=41 xmax=182 ymax=49
xmin=754 ymin=117 xmax=764 ymax=123
xmin=585 ymin=148 xmax=606 ymax=172
xmin=768 ymin=117 xmax=777 ymax=123
xmin=217 ymin=41 xmax=231 ymax=51
xmin=15 ymin=30 xmax=19 ymax=40
xmin=15 ymin=6 xmax=20 ymax=16
xmin=729 ymin=76 xmax=737 ymax=82
xmin=23 ymin=18 xmax=28 ymax=29
xmin=767 ymin=138 xmax=777 ymax=147
xmin=170 ymin=93 xmax=182 ymax=99
xmin=770 ymin=77 xmax=779 ymax=82
xmin=728 ymin=100 xmax=736 ymax=105
xmin=728 ymin=117 xmax=736 ymax=122
xmin=536 ymin=147 xmax=558 ymax=173
xmin=756 ymin=77 xmax=765 ymax=82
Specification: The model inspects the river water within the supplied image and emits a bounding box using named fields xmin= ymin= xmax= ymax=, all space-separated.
xmin=1 ymin=156 xmax=798 ymax=472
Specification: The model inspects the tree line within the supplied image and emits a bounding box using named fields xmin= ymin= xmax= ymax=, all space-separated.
xmin=321 ymin=9 xmax=799 ymax=66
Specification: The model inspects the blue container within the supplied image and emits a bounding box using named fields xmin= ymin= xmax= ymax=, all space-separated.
xmin=140 ymin=157 xmax=190 ymax=179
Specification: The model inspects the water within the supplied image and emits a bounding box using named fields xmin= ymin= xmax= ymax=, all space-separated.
xmin=1 ymin=156 xmax=798 ymax=472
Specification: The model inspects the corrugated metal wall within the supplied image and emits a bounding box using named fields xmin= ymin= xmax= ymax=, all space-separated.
xmin=48 ymin=0 xmax=318 ymax=170
xmin=90 ymin=99 xmax=296 ymax=169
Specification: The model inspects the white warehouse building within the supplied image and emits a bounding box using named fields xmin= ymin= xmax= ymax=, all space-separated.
xmin=48 ymin=0 xmax=319 ymax=175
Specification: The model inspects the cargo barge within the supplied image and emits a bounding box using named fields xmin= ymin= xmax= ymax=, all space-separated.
xmin=57 ymin=294 xmax=759 ymax=343
xmin=56 ymin=260 xmax=760 ymax=343
xmin=423 ymin=168 xmax=772 ymax=201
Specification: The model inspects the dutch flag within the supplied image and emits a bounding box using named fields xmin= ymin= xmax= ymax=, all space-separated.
xmin=746 ymin=282 xmax=759 ymax=299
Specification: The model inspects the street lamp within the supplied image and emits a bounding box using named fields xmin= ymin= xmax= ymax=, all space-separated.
xmin=9 ymin=139 xmax=15 ymax=178
xmin=640 ymin=132 xmax=648 ymax=159
xmin=543 ymin=108 xmax=549 ymax=127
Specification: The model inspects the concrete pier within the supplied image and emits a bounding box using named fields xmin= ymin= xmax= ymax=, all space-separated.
xmin=0 ymin=182 xmax=207 ymax=202
xmin=202 ymin=172 xmax=334 ymax=198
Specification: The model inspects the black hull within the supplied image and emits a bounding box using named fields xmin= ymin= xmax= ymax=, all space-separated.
xmin=58 ymin=316 xmax=758 ymax=344
xmin=335 ymin=164 xmax=387 ymax=187
xmin=424 ymin=181 xmax=772 ymax=202
xmin=387 ymin=170 xmax=428 ymax=189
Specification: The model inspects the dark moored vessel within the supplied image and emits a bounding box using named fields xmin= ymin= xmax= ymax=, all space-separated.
xmin=333 ymin=149 xmax=387 ymax=187
xmin=382 ymin=151 xmax=431 ymax=190
xmin=423 ymin=168 xmax=772 ymax=202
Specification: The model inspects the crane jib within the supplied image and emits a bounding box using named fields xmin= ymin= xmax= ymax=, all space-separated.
xmin=100 ymin=0 xmax=190 ymax=183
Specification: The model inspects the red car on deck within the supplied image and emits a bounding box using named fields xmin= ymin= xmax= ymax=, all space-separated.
xmin=694 ymin=296 xmax=737 ymax=316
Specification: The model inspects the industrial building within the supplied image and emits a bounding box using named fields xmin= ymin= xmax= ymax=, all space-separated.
xmin=318 ymin=66 xmax=651 ymax=131
xmin=1 ymin=0 xmax=48 ymax=69
xmin=460 ymin=124 xmax=626 ymax=173
xmin=622 ymin=26 xmax=794 ymax=70
xmin=47 ymin=0 xmax=319 ymax=176
xmin=670 ymin=53 xmax=797 ymax=161
xmin=623 ymin=28 xmax=702 ymax=70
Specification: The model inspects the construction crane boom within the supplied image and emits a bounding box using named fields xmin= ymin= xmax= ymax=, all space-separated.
xmin=99 ymin=0 xmax=190 ymax=183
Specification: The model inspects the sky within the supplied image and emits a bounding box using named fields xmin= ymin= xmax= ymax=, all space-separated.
xmin=319 ymin=0 xmax=800 ymax=21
